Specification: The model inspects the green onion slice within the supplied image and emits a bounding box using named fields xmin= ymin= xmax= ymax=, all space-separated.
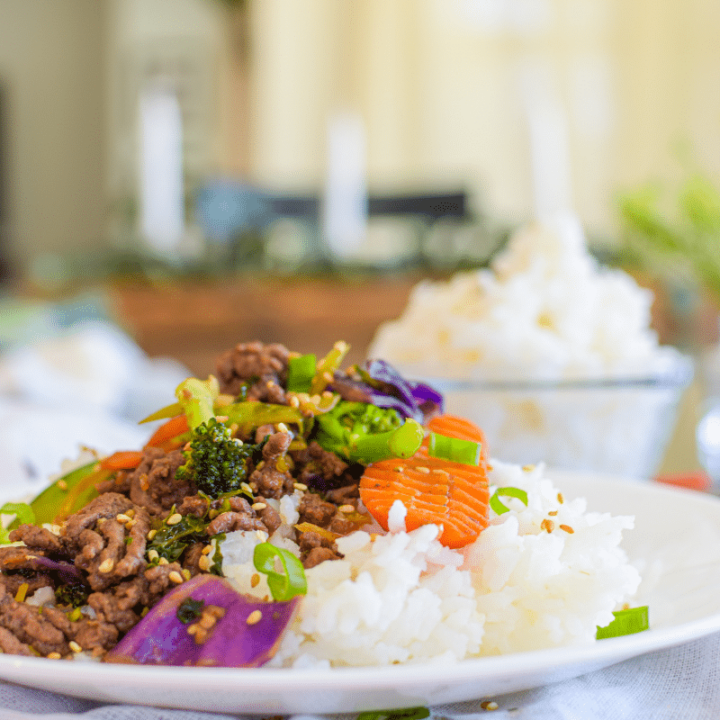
xmin=287 ymin=353 xmax=317 ymax=393
xmin=428 ymin=432 xmax=481 ymax=465
xmin=253 ymin=543 xmax=307 ymax=601
xmin=357 ymin=707 xmax=430 ymax=720
xmin=490 ymin=486 xmax=529 ymax=515
xmin=596 ymin=606 xmax=649 ymax=640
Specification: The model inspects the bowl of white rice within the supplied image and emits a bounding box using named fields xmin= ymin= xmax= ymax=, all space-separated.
xmin=369 ymin=213 xmax=693 ymax=479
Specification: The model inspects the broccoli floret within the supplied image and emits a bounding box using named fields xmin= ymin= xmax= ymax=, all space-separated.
xmin=176 ymin=418 xmax=254 ymax=497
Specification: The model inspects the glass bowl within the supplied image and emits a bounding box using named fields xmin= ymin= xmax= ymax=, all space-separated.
xmin=414 ymin=356 xmax=694 ymax=479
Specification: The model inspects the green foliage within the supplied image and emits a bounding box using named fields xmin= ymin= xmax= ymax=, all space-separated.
xmin=618 ymin=171 xmax=720 ymax=304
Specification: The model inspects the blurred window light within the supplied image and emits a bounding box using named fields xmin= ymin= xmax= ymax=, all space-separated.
xmin=459 ymin=0 xmax=553 ymax=34
xmin=138 ymin=83 xmax=185 ymax=253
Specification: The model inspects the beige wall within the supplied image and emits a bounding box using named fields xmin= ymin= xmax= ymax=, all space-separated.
xmin=246 ymin=0 xmax=720 ymax=240
xmin=0 ymin=0 xmax=106 ymax=276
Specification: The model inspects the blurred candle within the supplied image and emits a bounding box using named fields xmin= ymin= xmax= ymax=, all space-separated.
xmin=519 ymin=60 xmax=573 ymax=219
xmin=322 ymin=110 xmax=368 ymax=259
xmin=138 ymin=84 xmax=185 ymax=253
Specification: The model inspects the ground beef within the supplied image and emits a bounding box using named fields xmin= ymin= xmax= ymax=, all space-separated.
xmin=128 ymin=447 xmax=191 ymax=516
xmin=247 ymin=430 xmax=294 ymax=499
xmin=215 ymin=341 xmax=290 ymax=404
xmin=291 ymin=441 xmax=350 ymax=491
xmin=298 ymin=493 xmax=337 ymax=528
xmin=177 ymin=494 xmax=210 ymax=518
xmin=8 ymin=524 xmax=64 ymax=556
xmin=255 ymin=498 xmax=282 ymax=534
xmin=297 ymin=530 xmax=343 ymax=568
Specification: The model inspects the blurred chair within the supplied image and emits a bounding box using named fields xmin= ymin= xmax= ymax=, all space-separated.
xmin=195 ymin=179 xmax=469 ymax=269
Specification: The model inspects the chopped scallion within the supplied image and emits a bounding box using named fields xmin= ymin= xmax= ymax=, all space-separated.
xmin=596 ymin=606 xmax=649 ymax=640
xmin=349 ymin=419 xmax=424 ymax=464
xmin=253 ymin=543 xmax=307 ymax=601
xmin=287 ymin=353 xmax=316 ymax=393
xmin=428 ymin=433 xmax=481 ymax=465
xmin=490 ymin=487 xmax=529 ymax=515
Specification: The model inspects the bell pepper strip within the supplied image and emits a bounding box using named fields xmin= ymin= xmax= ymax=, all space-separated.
xmin=144 ymin=414 xmax=190 ymax=449
xmin=286 ymin=353 xmax=317 ymax=393
xmin=99 ymin=451 xmax=145 ymax=472
xmin=0 ymin=503 xmax=36 ymax=543
xmin=139 ymin=402 xmax=183 ymax=424
xmin=175 ymin=376 xmax=219 ymax=430
xmin=359 ymin=414 xmax=490 ymax=549
xmin=223 ymin=402 xmax=305 ymax=437
xmin=308 ymin=341 xmax=349 ymax=396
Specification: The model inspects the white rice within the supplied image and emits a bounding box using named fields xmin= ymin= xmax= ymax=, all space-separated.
xmin=221 ymin=460 xmax=640 ymax=668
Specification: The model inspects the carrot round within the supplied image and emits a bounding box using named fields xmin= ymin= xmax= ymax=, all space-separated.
xmin=359 ymin=414 xmax=490 ymax=549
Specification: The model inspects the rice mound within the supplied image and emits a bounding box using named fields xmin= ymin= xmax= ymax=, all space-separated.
xmin=221 ymin=461 xmax=640 ymax=668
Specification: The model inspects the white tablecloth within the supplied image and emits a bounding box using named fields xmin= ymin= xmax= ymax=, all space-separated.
xmin=0 ymin=631 xmax=718 ymax=720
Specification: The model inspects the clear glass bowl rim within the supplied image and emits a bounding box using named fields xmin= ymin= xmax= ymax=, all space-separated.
xmin=414 ymin=357 xmax=695 ymax=392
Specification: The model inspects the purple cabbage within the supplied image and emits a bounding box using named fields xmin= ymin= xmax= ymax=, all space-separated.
xmin=331 ymin=359 xmax=443 ymax=423
xmin=32 ymin=556 xmax=84 ymax=585
xmin=106 ymin=574 xmax=300 ymax=667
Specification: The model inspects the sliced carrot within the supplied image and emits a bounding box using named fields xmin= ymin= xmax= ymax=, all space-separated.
xmin=359 ymin=414 xmax=490 ymax=549
xmin=98 ymin=450 xmax=145 ymax=471
xmin=144 ymin=414 xmax=190 ymax=449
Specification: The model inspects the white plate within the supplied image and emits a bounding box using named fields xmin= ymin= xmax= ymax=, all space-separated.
xmin=1 ymin=472 xmax=719 ymax=715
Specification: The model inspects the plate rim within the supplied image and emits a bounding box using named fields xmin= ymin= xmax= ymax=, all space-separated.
xmin=0 ymin=470 xmax=718 ymax=713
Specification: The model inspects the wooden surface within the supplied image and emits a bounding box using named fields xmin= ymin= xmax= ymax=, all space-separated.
xmin=108 ymin=276 xmax=418 ymax=376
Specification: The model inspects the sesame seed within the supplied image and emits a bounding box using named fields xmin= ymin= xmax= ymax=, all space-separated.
xmin=46 ymin=652 xmax=61 ymax=660
xmin=198 ymin=613 xmax=217 ymax=630
xmin=125 ymin=508 xmax=135 ymax=518
xmin=147 ymin=549 xmax=159 ymax=562
xmin=294 ymin=483 xmax=308 ymax=491
xmin=57 ymin=479 xmax=68 ymax=491
xmin=522 ymin=464 xmax=535 ymax=472
xmin=166 ymin=513 xmax=182 ymax=526
xmin=557 ymin=492 xmax=564 ymax=504
xmin=182 ymin=568 xmax=191 ymax=580
xmin=252 ymin=502 xmax=267 ymax=511
xmin=201 ymin=545 xmax=213 ymax=555
xmin=415 ymin=466 xmax=430 ymax=474
xmin=69 ymin=641 xmax=82 ymax=653
xmin=540 ymin=519 xmax=554 ymax=533
xmin=98 ymin=558 xmax=115 ymax=574
xmin=289 ymin=395 xmax=300 ymax=408
xmin=198 ymin=555 xmax=212 ymax=572
xmin=146 ymin=529 xmax=157 ymax=540
xmin=338 ymin=504 xmax=355 ymax=514
xmin=560 ymin=524 xmax=575 ymax=534
xmin=168 ymin=571 xmax=184 ymax=584
xmin=250 ymin=573 xmax=260 ymax=588
xmin=125 ymin=519 xmax=137 ymax=530
xmin=276 ymin=423 xmax=289 ymax=433
xmin=266 ymin=380 xmax=275 ymax=388
xmin=246 ymin=610 xmax=262 ymax=625
xmin=187 ymin=623 xmax=199 ymax=635
xmin=548 ymin=510 xmax=558 ymax=516
xmin=480 ymin=700 xmax=499 ymax=710
xmin=255 ymin=530 xmax=268 ymax=541
xmin=158 ymin=557 xmax=169 ymax=566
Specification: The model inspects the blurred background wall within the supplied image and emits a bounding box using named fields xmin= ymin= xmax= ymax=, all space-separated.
xmin=0 ymin=0 xmax=718 ymax=278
